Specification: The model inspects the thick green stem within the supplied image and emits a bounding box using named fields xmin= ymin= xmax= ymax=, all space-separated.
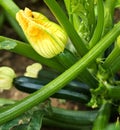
xmin=0 ymin=0 xmax=27 ymax=41
xmin=103 ymin=45 xmax=120 ymax=75
xmin=0 ymin=36 xmax=64 ymax=72
xmin=4 ymin=12 xmax=27 ymax=41
xmin=0 ymin=0 xmax=19 ymax=19
xmin=0 ymin=22 xmax=120 ymax=125
xmin=44 ymin=0 xmax=88 ymax=56
xmin=103 ymin=0 xmax=116 ymax=35
xmin=105 ymin=83 xmax=120 ymax=99
xmin=92 ymin=101 xmax=111 ymax=130
xmin=89 ymin=0 xmax=104 ymax=48
xmin=87 ymin=0 xmax=96 ymax=37
xmin=105 ymin=0 xmax=116 ymax=18
xmin=63 ymin=0 xmax=73 ymax=23
xmin=108 ymin=86 xmax=120 ymax=99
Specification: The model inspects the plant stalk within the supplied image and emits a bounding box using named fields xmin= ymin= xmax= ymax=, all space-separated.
xmin=87 ymin=0 xmax=96 ymax=37
xmin=89 ymin=0 xmax=104 ymax=49
xmin=4 ymin=12 xmax=27 ymax=41
xmin=92 ymin=101 xmax=111 ymax=130
xmin=108 ymin=85 xmax=120 ymax=99
xmin=0 ymin=0 xmax=19 ymax=19
xmin=0 ymin=0 xmax=27 ymax=41
xmin=105 ymin=82 xmax=120 ymax=99
xmin=102 ymin=45 xmax=120 ymax=75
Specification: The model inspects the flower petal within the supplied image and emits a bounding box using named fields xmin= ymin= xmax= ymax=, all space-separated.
xmin=16 ymin=8 xmax=68 ymax=58
xmin=0 ymin=67 xmax=16 ymax=90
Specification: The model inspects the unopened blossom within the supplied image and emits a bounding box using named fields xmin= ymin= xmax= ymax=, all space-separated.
xmin=24 ymin=63 xmax=42 ymax=78
xmin=16 ymin=8 xmax=68 ymax=58
xmin=0 ymin=66 xmax=16 ymax=91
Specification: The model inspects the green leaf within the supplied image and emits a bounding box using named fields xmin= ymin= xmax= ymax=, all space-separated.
xmin=0 ymin=113 xmax=30 ymax=130
xmin=65 ymin=0 xmax=92 ymax=42
xmin=11 ymin=124 xmax=28 ymax=130
xmin=0 ymin=101 xmax=50 ymax=130
xmin=0 ymin=98 xmax=15 ymax=107
xmin=0 ymin=40 xmax=17 ymax=50
xmin=11 ymin=110 xmax=45 ymax=130
xmin=27 ymin=110 xmax=44 ymax=130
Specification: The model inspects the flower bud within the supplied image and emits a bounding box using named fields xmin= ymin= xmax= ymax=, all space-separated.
xmin=0 ymin=66 xmax=16 ymax=91
xmin=24 ymin=63 xmax=42 ymax=78
xmin=16 ymin=8 xmax=68 ymax=58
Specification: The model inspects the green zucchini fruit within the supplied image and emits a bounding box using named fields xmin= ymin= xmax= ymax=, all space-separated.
xmin=43 ymin=107 xmax=98 ymax=130
xmin=45 ymin=107 xmax=98 ymax=126
xmin=38 ymin=69 xmax=90 ymax=94
xmin=43 ymin=118 xmax=92 ymax=130
xmin=13 ymin=76 xmax=90 ymax=103
xmin=92 ymin=102 xmax=111 ymax=130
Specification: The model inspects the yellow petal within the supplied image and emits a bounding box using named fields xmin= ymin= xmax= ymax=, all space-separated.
xmin=0 ymin=66 xmax=16 ymax=90
xmin=16 ymin=8 xmax=68 ymax=58
xmin=24 ymin=63 xmax=42 ymax=78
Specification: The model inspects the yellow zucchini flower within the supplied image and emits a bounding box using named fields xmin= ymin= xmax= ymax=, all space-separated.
xmin=24 ymin=63 xmax=42 ymax=78
xmin=0 ymin=66 xmax=16 ymax=91
xmin=16 ymin=8 xmax=68 ymax=58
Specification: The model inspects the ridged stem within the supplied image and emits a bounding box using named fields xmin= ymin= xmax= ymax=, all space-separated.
xmin=0 ymin=0 xmax=27 ymax=41
xmin=0 ymin=0 xmax=19 ymax=19
xmin=89 ymin=0 xmax=104 ymax=49
xmin=105 ymin=82 xmax=120 ymax=99
xmin=92 ymin=101 xmax=111 ymax=130
xmin=102 ymin=45 xmax=120 ymax=75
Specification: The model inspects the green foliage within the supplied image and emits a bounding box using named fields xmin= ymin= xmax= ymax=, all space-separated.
xmin=64 ymin=0 xmax=94 ymax=42
xmin=0 ymin=102 xmax=50 ymax=130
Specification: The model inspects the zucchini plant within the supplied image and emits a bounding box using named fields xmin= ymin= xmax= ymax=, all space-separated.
xmin=0 ymin=0 xmax=120 ymax=129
